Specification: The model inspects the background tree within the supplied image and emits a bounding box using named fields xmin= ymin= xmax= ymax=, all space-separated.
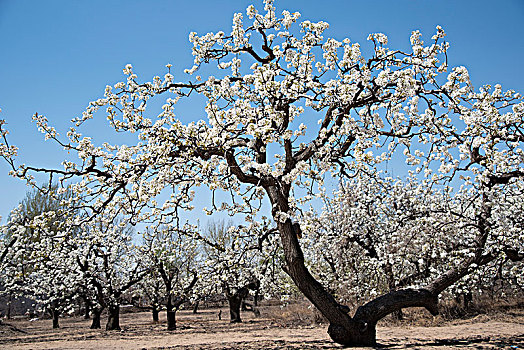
xmin=73 ymin=215 xmax=148 ymax=330
xmin=135 ymin=270 xmax=163 ymax=322
xmin=200 ymin=219 xmax=287 ymax=322
xmin=140 ymin=225 xmax=200 ymax=330
xmin=303 ymin=172 xmax=524 ymax=317
xmin=0 ymin=207 xmax=27 ymax=321
xmin=0 ymin=184 xmax=77 ymax=328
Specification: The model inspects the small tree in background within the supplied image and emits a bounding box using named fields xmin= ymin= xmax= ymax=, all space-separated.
xmin=140 ymin=225 xmax=200 ymax=330
xmin=74 ymin=216 xmax=148 ymax=330
xmin=0 ymin=184 xmax=79 ymax=328
xmin=200 ymin=219 xmax=286 ymax=322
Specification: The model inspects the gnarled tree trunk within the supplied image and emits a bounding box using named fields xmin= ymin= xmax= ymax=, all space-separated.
xmin=152 ymin=305 xmax=159 ymax=322
xmin=7 ymin=293 xmax=12 ymax=320
xmin=52 ymin=307 xmax=60 ymax=329
xmin=82 ymin=295 xmax=91 ymax=319
xmin=105 ymin=305 xmax=120 ymax=331
xmin=90 ymin=308 xmax=102 ymax=329
xmin=192 ymin=300 xmax=199 ymax=314
xmin=254 ymin=288 xmax=260 ymax=307
xmin=166 ymin=310 xmax=176 ymax=330
xmin=166 ymin=295 xmax=176 ymax=330
xmin=84 ymin=305 xmax=91 ymax=319
xmin=225 ymin=281 xmax=259 ymax=323
xmin=266 ymin=183 xmax=497 ymax=346
xmin=227 ymin=294 xmax=243 ymax=323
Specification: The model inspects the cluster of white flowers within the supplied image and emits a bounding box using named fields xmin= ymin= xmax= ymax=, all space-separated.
xmin=303 ymin=172 xmax=524 ymax=303
xmin=0 ymin=115 xmax=19 ymax=162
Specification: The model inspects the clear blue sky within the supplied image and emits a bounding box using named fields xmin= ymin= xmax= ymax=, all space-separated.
xmin=1 ymin=0 xmax=523 ymax=222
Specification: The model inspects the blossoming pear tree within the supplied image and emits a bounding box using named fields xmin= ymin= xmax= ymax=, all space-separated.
xmin=73 ymin=215 xmax=148 ymax=330
xmin=0 ymin=207 xmax=35 ymax=320
xmin=0 ymin=185 xmax=83 ymax=328
xmin=22 ymin=227 xmax=83 ymax=329
xmin=139 ymin=224 xmax=200 ymax=330
xmin=1 ymin=0 xmax=524 ymax=345
xmin=199 ymin=219 xmax=285 ymax=322
xmin=302 ymin=172 xmax=524 ymax=315
xmin=135 ymin=269 xmax=164 ymax=322
xmin=0 ymin=208 xmax=26 ymax=288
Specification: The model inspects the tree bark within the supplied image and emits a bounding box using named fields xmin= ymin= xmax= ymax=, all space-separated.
xmin=192 ymin=300 xmax=199 ymax=314
xmin=6 ymin=294 xmax=12 ymax=320
xmin=166 ymin=295 xmax=176 ymax=330
xmin=254 ymin=288 xmax=260 ymax=307
xmin=167 ymin=310 xmax=176 ymax=330
xmin=90 ymin=308 xmax=102 ymax=329
xmin=152 ymin=305 xmax=159 ymax=322
xmin=228 ymin=294 xmax=243 ymax=323
xmin=82 ymin=295 xmax=91 ymax=319
xmin=52 ymin=308 xmax=60 ymax=329
xmin=225 ymin=281 xmax=258 ymax=323
xmin=105 ymin=305 xmax=120 ymax=331
xmin=84 ymin=306 xmax=91 ymax=319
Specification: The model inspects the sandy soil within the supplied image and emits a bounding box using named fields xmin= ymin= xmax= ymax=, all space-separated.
xmin=1 ymin=307 xmax=523 ymax=349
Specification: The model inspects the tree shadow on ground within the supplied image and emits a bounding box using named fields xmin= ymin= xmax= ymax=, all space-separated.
xmin=156 ymin=335 xmax=524 ymax=349
xmin=377 ymin=334 xmax=524 ymax=349
xmin=158 ymin=339 xmax=344 ymax=349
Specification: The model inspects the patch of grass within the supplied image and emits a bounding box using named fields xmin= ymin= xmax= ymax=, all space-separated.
xmin=259 ymin=301 xmax=327 ymax=327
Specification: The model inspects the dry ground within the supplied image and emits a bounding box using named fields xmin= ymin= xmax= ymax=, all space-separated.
xmin=0 ymin=306 xmax=523 ymax=349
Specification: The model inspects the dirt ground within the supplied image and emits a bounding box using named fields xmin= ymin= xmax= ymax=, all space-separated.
xmin=1 ymin=306 xmax=523 ymax=349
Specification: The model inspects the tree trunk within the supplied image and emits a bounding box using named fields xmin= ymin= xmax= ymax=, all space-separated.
xmin=463 ymin=292 xmax=472 ymax=309
xmin=265 ymin=180 xmax=496 ymax=346
xmin=192 ymin=300 xmax=199 ymax=314
xmin=228 ymin=294 xmax=242 ymax=323
xmin=254 ymin=289 xmax=259 ymax=307
xmin=106 ymin=305 xmax=121 ymax=330
xmin=6 ymin=294 xmax=12 ymax=320
xmin=225 ymin=281 xmax=258 ymax=323
xmin=83 ymin=296 xmax=91 ymax=319
xmin=167 ymin=310 xmax=176 ymax=330
xmin=166 ymin=295 xmax=176 ymax=330
xmin=152 ymin=305 xmax=159 ymax=322
xmin=90 ymin=309 xmax=102 ymax=329
xmin=52 ymin=308 xmax=60 ymax=329
xmin=268 ymin=183 xmax=366 ymax=344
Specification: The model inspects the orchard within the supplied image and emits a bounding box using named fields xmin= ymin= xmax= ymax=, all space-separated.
xmin=0 ymin=0 xmax=523 ymax=347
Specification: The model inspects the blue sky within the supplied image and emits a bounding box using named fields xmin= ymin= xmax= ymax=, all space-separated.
xmin=1 ymin=0 xmax=523 ymax=222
